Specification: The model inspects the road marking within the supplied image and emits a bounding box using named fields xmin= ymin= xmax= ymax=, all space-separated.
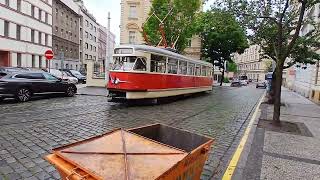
xmin=222 ymin=93 xmax=265 ymax=180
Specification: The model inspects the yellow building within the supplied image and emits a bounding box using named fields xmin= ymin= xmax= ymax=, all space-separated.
xmin=233 ymin=45 xmax=272 ymax=82
xmin=119 ymin=0 xmax=202 ymax=60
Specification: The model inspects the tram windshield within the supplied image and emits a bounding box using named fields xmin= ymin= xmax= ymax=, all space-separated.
xmin=112 ymin=56 xmax=146 ymax=71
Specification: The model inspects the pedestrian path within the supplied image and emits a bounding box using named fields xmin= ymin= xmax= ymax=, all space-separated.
xmin=76 ymin=86 xmax=108 ymax=96
xmin=227 ymin=88 xmax=320 ymax=180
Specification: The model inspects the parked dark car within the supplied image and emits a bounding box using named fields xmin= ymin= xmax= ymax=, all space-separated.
xmin=0 ymin=71 xmax=77 ymax=102
xmin=231 ymin=80 xmax=242 ymax=87
xmin=62 ymin=69 xmax=86 ymax=84
xmin=256 ymin=81 xmax=267 ymax=89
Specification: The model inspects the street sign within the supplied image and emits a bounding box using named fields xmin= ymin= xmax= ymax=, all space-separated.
xmin=45 ymin=50 xmax=54 ymax=60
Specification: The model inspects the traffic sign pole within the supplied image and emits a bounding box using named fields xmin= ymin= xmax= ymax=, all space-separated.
xmin=45 ymin=50 xmax=54 ymax=73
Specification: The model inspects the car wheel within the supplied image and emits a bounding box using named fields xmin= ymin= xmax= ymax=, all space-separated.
xmin=65 ymin=85 xmax=76 ymax=97
xmin=16 ymin=88 xmax=32 ymax=102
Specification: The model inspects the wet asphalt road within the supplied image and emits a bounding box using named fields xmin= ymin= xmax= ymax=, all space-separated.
xmin=0 ymin=85 xmax=264 ymax=180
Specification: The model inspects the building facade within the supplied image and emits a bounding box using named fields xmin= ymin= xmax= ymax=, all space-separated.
xmin=98 ymin=25 xmax=116 ymax=73
xmin=52 ymin=0 xmax=80 ymax=70
xmin=75 ymin=2 xmax=99 ymax=71
xmin=0 ymin=0 xmax=52 ymax=68
xmin=234 ymin=45 xmax=272 ymax=81
xmin=285 ymin=3 xmax=320 ymax=103
xmin=119 ymin=0 xmax=202 ymax=60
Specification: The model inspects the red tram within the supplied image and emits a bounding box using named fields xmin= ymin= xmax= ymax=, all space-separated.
xmin=107 ymin=45 xmax=213 ymax=99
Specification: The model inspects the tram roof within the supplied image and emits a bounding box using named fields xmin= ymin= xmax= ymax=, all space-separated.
xmin=115 ymin=45 xmax=212 ymax=66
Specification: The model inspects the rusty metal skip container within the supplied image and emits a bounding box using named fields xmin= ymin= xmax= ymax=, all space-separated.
xmin=45 ymin=124 xmax=214 ymax=180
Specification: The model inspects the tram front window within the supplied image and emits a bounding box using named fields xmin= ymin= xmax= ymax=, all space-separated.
xmin=113 ymin=56 xmax=146 ymax=71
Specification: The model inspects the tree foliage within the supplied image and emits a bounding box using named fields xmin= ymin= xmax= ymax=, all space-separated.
xmin=143 ymin=0 xmax=201 ymax=52
xmin=227 ymin=62 xmax=238 ymax=72
xmin=213 ymin=0 xmax=320 ymax=123
xmin=196 ymin=10 xmax=248 ymax=85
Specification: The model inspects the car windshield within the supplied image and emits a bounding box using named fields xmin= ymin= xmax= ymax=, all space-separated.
xmin=70 ymin=70 xmax=83 ymax=76
xmin=112 ymin=56 xmax=146 ymax=71
xmin=49 ymin=69 xmax=62 ymax=77
xmin=43 ymin=72 xmax=58 ymax=80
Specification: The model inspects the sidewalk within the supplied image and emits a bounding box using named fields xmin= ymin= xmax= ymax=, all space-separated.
xmin=76 ymin=85 xmax=108 ymax=96
xmin=232 ymin=88 xmax=320 ymax=179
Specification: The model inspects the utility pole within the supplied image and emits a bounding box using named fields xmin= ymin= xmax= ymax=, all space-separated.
xmin=105 ymin=12 xmax=111 ymax=81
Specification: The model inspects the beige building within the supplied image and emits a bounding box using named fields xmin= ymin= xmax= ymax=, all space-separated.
xmin=119 ymin=0 xmax=202 ymax=60
xmin=285 ymin=3 xmax=320 ymax=104
xmin=234 ymin=44 xmax=272 ymax=81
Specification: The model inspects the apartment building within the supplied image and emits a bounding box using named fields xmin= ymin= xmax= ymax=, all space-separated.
xmin=74 ymin=2 xmax=98 ymax=71
xmin=119 ymin=0 xmax=202 ymax=60
xmin=98 ymin=25 xmax=116 ymax=71
xmin=234 ymin=45 xmax=272 ymax=81
xmin=0 ymin=0 xmax=52 ymax=68
xmin=52 ymin=0 xmax=80 ymax=70
xmin=286 ymin=3 xmax=320 ymax=103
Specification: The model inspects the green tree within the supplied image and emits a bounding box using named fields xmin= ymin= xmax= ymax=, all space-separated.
xmin=197 ymin=10 xmax=248 ymax=86
xmin=227 ymin=62 xmax=238 ymax=72
xmin=214 ymin=0 xmax=320 ymax=124
xmin=143 ymin=0 xmax=201 ymax=52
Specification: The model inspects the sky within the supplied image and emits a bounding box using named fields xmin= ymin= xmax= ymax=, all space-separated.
xmin=83 ymin=0 xmax=215 ymax=45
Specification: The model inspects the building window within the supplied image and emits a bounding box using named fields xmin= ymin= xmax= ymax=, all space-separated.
xmin=86 ymin=43 xmax=89 ymax=49
xmin=61 ymin=29 xmax=63 ymax=36
xmin=89 ymin=55 xmax=92 ymax=59
xmin=86 ymin=20 xmax=89 ymax=27
xmin=129 ymin=31 xmax=136 ymax=44
xmin=45 ymin=13 xmax=48 ymax=23
xmin=38 ymin=9 xmax=42 ymax=20
xmin=90 ymin=45 xmax=93 ymax=51
xmin=17 ymin=53 xmax=22 ymax=67
xmin=39 ymin=56 xmax=42 ymax=68
xmin=94 ymin=27 xmax=96 ymax=32
xmin=17 ymin=0 xmax=21 ymax=11
xmin=94 ymin=36 xmax=96 ymax=42
xmin=38 ymin=32 xmax=42 ymax=44
xmin=4 ymin=21 xmax=9 ymax=38
xmin=31 ymin=30 xmax=35 ymax=43
xmin=85 ymin=31 xmax=88 ymax=38
xmin=32 ymin=55 xmax=35 ymax=68
xmin=129 ymin=5 xmax=137 ymax=18
xmin=90 ymin=23 xmax=93 ymax=29
xmin=45 ymin=34 xmax=48 ymax=46
xmin=16 ymin=25 xmax=21 ymax=40
xmin=85 ymin=54 xmax=88 ymax=59
xmin=31 ymin=5 xmax=35 ymax=17
xmin=90 ymin=34 xmax=92 ymax=40
xmin=5 ymin=0 xmax=9 ymax=6
xmin=55 ymin=8 xmax=58 ymax=19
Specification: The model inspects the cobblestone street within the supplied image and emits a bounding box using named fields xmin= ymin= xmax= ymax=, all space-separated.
xmin=0 ymin=85 xmax=264 ymax=180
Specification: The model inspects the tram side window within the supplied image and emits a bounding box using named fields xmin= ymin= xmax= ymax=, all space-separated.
xmin=168 ymin=58 xmax=178 ymax=74
xmin=195 ymin=64 xmax=201 ymax=76
xmin=150 ymin=54 xmax=166 ymax=73
xmin=208 ymin=67 xmax=212 ymax=77
xmin=201 ymin=66 xmax=207 ymax=76
xmin=179 ymin=61 xmax=187 ymax=75
xmin=133 ymin=57 xmax=146 ymax=71
xmin=188 ymin=63 xmax=195 ymax=75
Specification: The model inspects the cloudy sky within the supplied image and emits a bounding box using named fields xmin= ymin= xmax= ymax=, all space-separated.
xmin=83 ymin=0 xmax=214 ymax=44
